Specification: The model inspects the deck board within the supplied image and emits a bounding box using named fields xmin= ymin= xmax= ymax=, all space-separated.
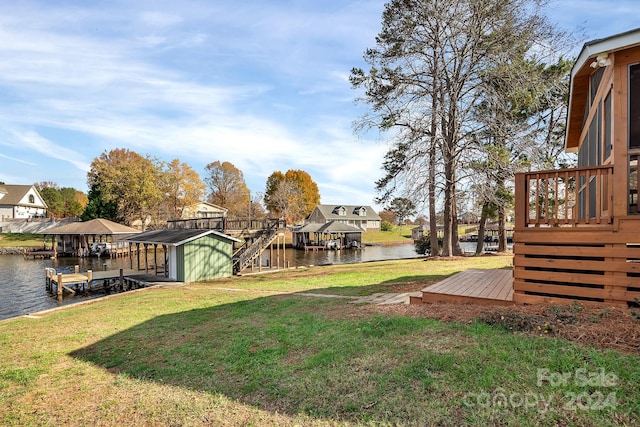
xmin=420 ymin=269 xmax=514 ymax=305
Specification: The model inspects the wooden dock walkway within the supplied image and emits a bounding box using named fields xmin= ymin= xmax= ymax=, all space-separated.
xmin=411 ymin=268 xmax=514 ymax=306
xmin=46 ymin=267 xmax=163 ymax=299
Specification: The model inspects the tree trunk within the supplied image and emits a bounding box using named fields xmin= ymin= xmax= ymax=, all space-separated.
xmin=428 ymin=141 xmax=439 ymax=256
xmin=498 ymin=205 xmax=507 ymax=252
xmin=452 ymin=197 xmax=462 ymax=256
xmin=442 ymin=149 xmax=454 ymax=257
xmin=429 ymin=33 xmax=440 ymax=257
xmin=476 ymin=203 xmax=488 ymax=255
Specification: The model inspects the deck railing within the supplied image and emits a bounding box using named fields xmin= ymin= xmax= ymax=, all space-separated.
xmin=515 ymin=165 xmax=613 ymax=228
xmin=167 ymin=217 xmax=286 ymax=231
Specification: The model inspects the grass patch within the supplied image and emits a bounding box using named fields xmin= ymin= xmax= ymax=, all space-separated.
xmin=0 ymin=258 xmax=637 ymax=426
xmin=362 ymin=225 xmax=414 ymax=244
xmin=229 ymin=256 xmax=511 ymax=296
xmin=0 ymin=233 xmax=44 ymax=248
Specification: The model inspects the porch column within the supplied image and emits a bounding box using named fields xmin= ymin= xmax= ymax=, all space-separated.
xmin=514 ymin=173 xmax=526 ymax=230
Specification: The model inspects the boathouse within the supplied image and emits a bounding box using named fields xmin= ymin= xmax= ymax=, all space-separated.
xmin=513 ymin=27 xmax=640 ymax=306
xmin=39 ymin=218 xmax=140 ymax=257
xmin=124 ymin=229 xmax=240 ymax=282
xmin=293 ymin=221 xmax=363 ymax=250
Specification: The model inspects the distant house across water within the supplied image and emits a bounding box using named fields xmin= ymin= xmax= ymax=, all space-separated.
xmin=0 ymin=184 xmax=47 ymax=220
xmin=306 ymin=204 xmax=381 ymax=231
xmin=182 ymin=202 xmax=228 ymax=219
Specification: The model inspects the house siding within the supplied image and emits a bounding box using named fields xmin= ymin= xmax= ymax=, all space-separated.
xmin=179 ymin=234 xmax=233 ymax=282
xmin=0 ymin=207 xmax=13 ymax=220
xmin=307 ymin=205 xmax=382 ymax=230
xmin=0 ymin=185 xmax=47 ymax=219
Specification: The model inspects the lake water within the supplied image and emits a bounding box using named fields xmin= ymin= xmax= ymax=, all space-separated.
xmin=0 ymin=255 xmax=136 ymax=321
xmin=0 ymin=243 xmax=432 ymax=321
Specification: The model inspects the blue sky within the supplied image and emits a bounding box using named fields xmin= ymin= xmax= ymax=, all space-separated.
xmin=0 ymin=1 xmax=638 ymax=211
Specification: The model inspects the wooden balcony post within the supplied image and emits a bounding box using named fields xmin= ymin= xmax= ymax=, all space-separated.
xmin=515 ymin=173 xmax=526 ymax=229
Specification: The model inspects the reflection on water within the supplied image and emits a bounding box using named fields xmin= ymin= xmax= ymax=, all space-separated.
xmin=0 ymin=255 xmax=135 ymax=321
xmin=0 ymin=243 xmax=424 ymax=321
xmin=269 ymin=244 xmax=421 ymax=267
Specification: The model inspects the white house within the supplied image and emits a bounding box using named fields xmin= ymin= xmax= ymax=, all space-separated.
xmin=0 ymin=184 xmax=47 ymax=220
xmin=181 ymin=202 xmax=228 ymax=219
xmin=306 ymin=204 xmax=381 ymax=231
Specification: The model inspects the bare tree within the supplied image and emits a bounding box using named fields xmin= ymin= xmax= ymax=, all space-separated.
xmin=266 ymin=180 xmax=305 ymax=224
xmin=352 ymin=0 xmax=567 ymax=256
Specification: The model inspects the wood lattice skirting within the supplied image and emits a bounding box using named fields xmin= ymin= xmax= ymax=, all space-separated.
xmin=513 ymin=221 xmax=640 ymax=306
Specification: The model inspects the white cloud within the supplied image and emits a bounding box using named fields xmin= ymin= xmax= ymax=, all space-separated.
xmin=140 ymin=11 xmax=183 ymax=27
xmin=11 ymin=130 xmax=91 ymax=172
xmin=0 ymin=0 xmax=390 ymax=205
xmin=0 ymin=152 xmax=36 ymax=166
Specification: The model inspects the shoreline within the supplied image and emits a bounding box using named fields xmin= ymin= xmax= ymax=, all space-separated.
xmin=0 ymin=246 xmax=32 ymax=255
xmin=365 ymin=240 xmax=413 ymax=246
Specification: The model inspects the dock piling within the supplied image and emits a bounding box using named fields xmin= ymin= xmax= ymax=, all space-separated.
xmin=57 ymin=273 xmax=63 ymax=299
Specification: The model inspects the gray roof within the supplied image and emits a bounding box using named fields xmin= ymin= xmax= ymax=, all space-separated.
xmin=573 ymin=27 xmax=640 ymax=79
xmin=311 ymin=204 xmax=381 ymax=221
xmin=124 ymin=229 xmax=240 ymax=246
xmin=40 ymin=218 xmax=141 ymax=235
xmin=295 ymin=223 xmax=323 ymax=233
xmin=294 ymin=221 xmax=362 ymax=234
xmin=0 ymin=184 xmax=47 ymax=208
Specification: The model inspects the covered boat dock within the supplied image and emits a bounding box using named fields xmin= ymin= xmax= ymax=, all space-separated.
xmin=292 ymin=221 xmax=363 ymax=250
xmin=37 ymin=218 xmax=141 ymax=258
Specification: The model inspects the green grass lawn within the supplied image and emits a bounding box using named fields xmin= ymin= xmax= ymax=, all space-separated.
xmin=0 ymin=258 xmax=638 ymax=426
xmin=362 ymin=225 xmax=413 ymax=244
xmin=0 ymin=233 xmax=44 ymax=248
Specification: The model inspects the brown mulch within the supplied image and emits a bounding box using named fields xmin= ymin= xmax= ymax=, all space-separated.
xmin=374 ymin=302 xmax=640 ymax=354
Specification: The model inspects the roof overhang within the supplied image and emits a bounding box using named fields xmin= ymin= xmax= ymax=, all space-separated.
xmin=566 ymin=27 xmax=640 ymax=151
xmin=124 ymin=229 xmax=241 ymax=246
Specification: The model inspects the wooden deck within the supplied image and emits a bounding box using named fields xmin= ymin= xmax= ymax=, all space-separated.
xmin=412 ymin=269 xmax=514 ymax=306
xmin=46 ymin=267 xmax=165 ymax=299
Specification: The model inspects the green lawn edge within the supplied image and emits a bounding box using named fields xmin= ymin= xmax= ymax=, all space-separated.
xmin=0 ymin=258 xmax=637 ymax=426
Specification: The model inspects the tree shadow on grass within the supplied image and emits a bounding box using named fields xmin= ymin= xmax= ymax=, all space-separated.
xmin=69 ymin=293 xmax=468 ymax=426
xmin=297 ymin=273 xmax=454 ymax=297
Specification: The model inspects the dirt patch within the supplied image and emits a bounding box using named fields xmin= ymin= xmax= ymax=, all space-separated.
xmin=375 ymin=302 xmax=640 ymax=354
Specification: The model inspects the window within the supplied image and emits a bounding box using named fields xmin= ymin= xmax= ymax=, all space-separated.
xmin=604 ymin=90 xmax=612 ymax=160
xmin=630 ymin=154 xmax=639 ymax=214
xmin=590 ymin=66 xmax=605 ymax=105
xmin=578 ymin=105 xmax=601 ymax=167
xmin=28 ymin=195 xmax=35 ymax=204
xmin=629 ymin=63 xmax=640 ymax=149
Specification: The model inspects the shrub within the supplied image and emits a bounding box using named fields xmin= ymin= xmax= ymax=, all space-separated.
xmin=380 ymin=220 xmax=394 ymax=232
xmin=414 ymin=234 xmax=443 ymax=255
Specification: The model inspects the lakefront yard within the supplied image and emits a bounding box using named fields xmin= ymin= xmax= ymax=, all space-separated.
xmin=0 ymin=256 xmax=638 ymax=426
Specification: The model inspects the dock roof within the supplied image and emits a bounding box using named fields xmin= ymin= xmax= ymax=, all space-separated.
xmin=40 ymin=218 xmax=141 ymax=235
xmin=294 ymin=221 xmax=363 ymax=234
xmin=123 ymin=229 xmax=241 ymax=246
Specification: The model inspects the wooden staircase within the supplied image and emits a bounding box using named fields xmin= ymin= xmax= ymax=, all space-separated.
xmin=167 ymin=216 xmax=286 ymax=275
xmin=232 ymin=222 xmax=282 ymax=274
